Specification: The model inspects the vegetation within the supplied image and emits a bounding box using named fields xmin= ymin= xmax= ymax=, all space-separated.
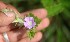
xmin=1 ymin=0 xmax=70 ymax=42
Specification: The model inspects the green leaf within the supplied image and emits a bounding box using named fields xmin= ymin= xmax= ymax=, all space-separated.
xmin=44 ymin=23 xmax=56 ymax=39
xmin=27 ymin=28 xmax=36 ymax=39
xmin=55 ymin=15 xmax=69 ymax=42
xmin=41 ymin=0 xmax=64 ymax=17
xmin=55 ymin=15 xmax=67 ymax=42
xmin=47 ymin=3 xmax=63 ymax=17
xmin=47 ymin=35 xmax=55 ymax=42
xmin=62 ymin=25 xmax=70 ymax=41
xmin=62 ymin=9 xmax=70 ymax=19
xmin=57 ymin=27 xmax=63 ymax=42
xmin=59 ymin=0 xmax=70 ymax=8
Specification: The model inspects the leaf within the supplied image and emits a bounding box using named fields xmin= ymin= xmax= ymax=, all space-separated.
xmin=57 ymin=27 xmax=63 ymax=42
xmin=56 ymin=26 xmax=69 ymax=42
xmin=62 ymin=25 xmax=70 ymax=41
xmin=41 ymin=0 xmax=64 ymax=17
xmin=27 ymin=28 xmax=36 ymax=39
xmin=44 ymin=23 xmax=56 ymax=39
xmin=56 ymin=16 xmax=68 ymax=42
xmin=62 ymin=9 xmax=70 ymax=19
xmin=59 ymin=0 xmax=70 ymax=8
xmin=47 ymin=35 xmax=55 ymax=42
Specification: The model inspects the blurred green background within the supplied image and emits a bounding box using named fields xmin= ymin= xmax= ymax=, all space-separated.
xmin=1 ymin=0 xmax=70 ymax=42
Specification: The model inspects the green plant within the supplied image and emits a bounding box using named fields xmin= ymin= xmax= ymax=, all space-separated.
xmin=1 ymin=0 xmax=70 ymax=42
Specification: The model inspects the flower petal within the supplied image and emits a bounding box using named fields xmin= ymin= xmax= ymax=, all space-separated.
xmin=27 ymin=25 xmax=33 ymax=29
xmin=24 ymin=17 xmax=30 ymax=21
xmin=29 ymin=17 xmax=34 ymax=21
xmin=23 ymin=22 xmax=28 ymax=27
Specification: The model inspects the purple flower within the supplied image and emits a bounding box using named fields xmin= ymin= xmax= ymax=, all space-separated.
xmin=23 ymin=17 xmax=36 ymax=29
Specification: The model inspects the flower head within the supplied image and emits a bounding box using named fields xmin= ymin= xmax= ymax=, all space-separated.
xmin=23 ymin=17 xmax=36 ymax=29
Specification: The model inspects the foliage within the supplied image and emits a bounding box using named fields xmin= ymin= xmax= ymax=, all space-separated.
xmin=1 ymin=0 xmax=70 ymax=42
xmin=28 ymin=13 xmax=41 ymax=26
xmin=28 ymin=13 xmax=41 ymax=39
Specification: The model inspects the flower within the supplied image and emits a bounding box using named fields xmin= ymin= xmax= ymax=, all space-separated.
xmin=23 ymin=17 xmax=36 ymax=29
